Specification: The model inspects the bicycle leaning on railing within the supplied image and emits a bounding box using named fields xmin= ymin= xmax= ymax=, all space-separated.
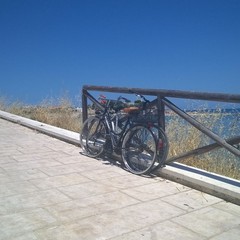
xmin=80 ymin=93 xmax=169 ymax=175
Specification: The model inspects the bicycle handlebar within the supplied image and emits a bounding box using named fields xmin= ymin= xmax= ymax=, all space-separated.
xmin=129 ymin=90 xmax=150 ymax=103
xmin=118 ymin=96 xmax=131 ymax=103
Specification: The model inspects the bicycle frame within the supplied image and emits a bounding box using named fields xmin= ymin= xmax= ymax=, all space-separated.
xmin=98 ymin=109 xmax=132 ymax=154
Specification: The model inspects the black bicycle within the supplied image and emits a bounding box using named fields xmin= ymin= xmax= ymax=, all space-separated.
xmin=80 ymin=94 xmax=169 ymax=175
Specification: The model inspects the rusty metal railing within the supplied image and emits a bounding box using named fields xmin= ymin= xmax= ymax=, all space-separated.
xmin=82 ymin=85 xmax=240 ymax=161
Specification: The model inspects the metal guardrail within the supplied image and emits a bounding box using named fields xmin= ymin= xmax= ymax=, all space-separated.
xmin=82 ymin=85 xmax=240 ymax=161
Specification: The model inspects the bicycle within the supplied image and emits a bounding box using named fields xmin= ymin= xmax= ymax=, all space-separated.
xmin=80 ymin=93 xmax=169 ymax=175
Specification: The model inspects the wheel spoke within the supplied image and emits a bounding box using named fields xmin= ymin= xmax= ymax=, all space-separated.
xmin=80 ymin=117 xmax=107 ymax=157
xmin=122 ymin=125 xmax=157 ymax=175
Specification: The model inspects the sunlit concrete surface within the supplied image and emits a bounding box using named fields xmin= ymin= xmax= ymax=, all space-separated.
xmin=0 ymin=114 xmax=240 ymax=239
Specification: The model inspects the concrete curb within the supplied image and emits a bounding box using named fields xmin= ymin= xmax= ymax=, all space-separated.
xmin=158 ymin=163 xmax=240 ymax=205
xmin=0 ymin=110 xmax=239 ymax=205
xmin=0 ymin=110 xmax=80 ymax=146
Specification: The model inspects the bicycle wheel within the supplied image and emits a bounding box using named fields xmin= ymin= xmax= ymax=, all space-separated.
xmin=122 ymin=125 xmax=157 ymax=175
xmin=149 ymin=126 xmax=169 ymax=172
xmin=80 ymin=116 xmax=107 ymax=157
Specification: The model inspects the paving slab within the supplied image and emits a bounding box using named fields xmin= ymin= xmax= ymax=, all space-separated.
xmin=0 ymin=116 xmax=240 ymax=239
xmin=110 ymin=220 xmax=206 ymax=240
xmin=172 ymin=206 xmax=240 ymax=238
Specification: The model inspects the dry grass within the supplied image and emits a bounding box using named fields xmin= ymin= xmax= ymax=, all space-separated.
xmin=1 ymin=96 xmax=239 ymax=179
xmin=166 ymin=109 xmax=240 ymax=180
xmin=0 ymin=96 xmax=81 ymax=133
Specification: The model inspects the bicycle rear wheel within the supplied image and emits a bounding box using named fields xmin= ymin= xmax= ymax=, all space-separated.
xmin=80 ymin=116 xmax=107 ymax=157
xmin=122 ymin=125 xmax=157 ymax=175
xmin=149 ymin=126 xmax=169 ymax=172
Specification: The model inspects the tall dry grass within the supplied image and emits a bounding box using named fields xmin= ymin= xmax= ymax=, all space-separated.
xmin=0 ymin=96 xmax=81 ymax=133
xmin=166 ymin=107 xmax=240 ymax=180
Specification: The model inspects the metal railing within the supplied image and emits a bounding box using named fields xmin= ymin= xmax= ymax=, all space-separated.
xmin=82 ymin=85 xmax=240 ymax=162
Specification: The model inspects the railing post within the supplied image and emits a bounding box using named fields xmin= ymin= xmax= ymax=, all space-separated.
xmin=157 ymin=95 xmax=165 ymax=130
xmin=82 ymin=89 xmax=88 ymax=123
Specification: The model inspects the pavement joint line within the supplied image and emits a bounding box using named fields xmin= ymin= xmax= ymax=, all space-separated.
xmin=0 ymin=109 xmax=239 ymax=206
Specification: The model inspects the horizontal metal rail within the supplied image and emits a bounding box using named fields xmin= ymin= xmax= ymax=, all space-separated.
xmin=83 ymin=85 xmax=240 ymax=103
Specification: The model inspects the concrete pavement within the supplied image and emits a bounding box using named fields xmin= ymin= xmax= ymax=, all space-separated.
xmin=0 ymin=117 xmax=240 ymax=239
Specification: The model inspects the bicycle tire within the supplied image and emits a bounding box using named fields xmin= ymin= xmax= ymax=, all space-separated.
xmin=121 ymin=125 xmax=157 ymax=175
xmin=149 ymin=126 xmax=169 ymax=172
xmin=80 ymin=116 xmax=107 ymax=157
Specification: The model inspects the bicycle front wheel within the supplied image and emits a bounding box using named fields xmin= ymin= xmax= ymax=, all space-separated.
xmin=122 ymin=125 xmax=157 ymax=175
xmin=80 ymin=116 xmax=107 ymax=158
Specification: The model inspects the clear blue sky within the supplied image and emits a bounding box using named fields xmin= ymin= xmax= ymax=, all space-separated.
xmin=1 ymin=0 xmax=240 ymax=105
